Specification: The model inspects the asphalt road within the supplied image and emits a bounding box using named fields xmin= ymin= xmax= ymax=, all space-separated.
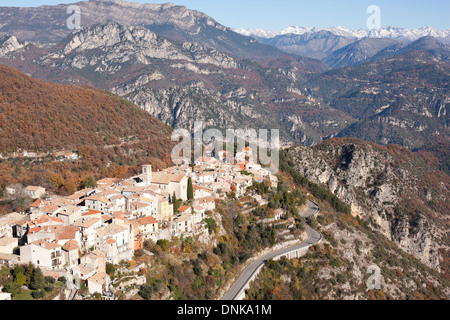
xmin=221 ymin=199 xmax=322 ymax=301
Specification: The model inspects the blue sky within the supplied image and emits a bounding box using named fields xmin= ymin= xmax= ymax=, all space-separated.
xmin=2 ymin=0 xmax=449 ymax=30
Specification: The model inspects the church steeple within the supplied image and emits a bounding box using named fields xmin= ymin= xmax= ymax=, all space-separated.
xmin=142 ymin=165 xmax=152 ymax=186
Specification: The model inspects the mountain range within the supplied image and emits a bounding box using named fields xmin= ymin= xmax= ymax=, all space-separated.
xmin=0 ymin=21 xmax=345 ymax=146
xmin=237 ymin=25 xmax=450 ymax=69
xmin=236 ymin=25 xmax=450 ymax=43
xmin=0 ymin=1 xmax=447 ymax=150
xmin=0 ymin=0 xmax=295 ymax=62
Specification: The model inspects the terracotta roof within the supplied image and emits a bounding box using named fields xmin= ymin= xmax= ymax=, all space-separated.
xmin=30 ymin=199 xmax=42 ymax=208
xmin=43 ymin=225 xmax=64 ymax=234
xmin=41 ymin=204 xmax=60 ymax=214
xmin=174 ymin=214 xmax=190 ymax=222
xmin=62 ymin=240 xmax=79 ymax=251
xmin=96 ymin=224 xmax=127 ymax=237
xmin=196 ymin=196 xmax=215 ymax=203
xmin=50 ymin=198 xmax=72 ymax=207
xmin=177 ymin=205 xmax=191 ymax=212
xmin=137 ymin=216 xmax=158 ymax=226
xmin=131 ymin=201 xmax=150 ymax=209
xmin=83 ymin=209 xmax=102 ymax=216
xmin=112 ymin=211 xmax=127 ymax=220
xmin=67 ymin=193 xmax=85 ymax=200
xmin=32 ymin=240 xmax=61 ymax=250
xmin=106 ymin=239 xmax=116 ymax=245
xmin=25 ymin=186 xmax=43 ymax=192
xmin=28 ymin=227 xmax=43 ymax=234
xmin=151 ymin=172 xmax=185 ymax=185
xmin=57 ymin=205 xmax=82 ymax=216
xmin=97 ymin=178 xmax=120 ymax=185
xmin=56 ymin=226 xmax=78 ymax=240
xmin=30 ymin=216 xmax=65 ymax=227
xmin=85 ymin=195 xmax=110 ymax=204
xmin=0 ymin=237 xmax=17 ymax=246
xmin=88 ymin=272 xmax=107 ymax=285
xmin=80 ymin=218 xmax=100 ymax=228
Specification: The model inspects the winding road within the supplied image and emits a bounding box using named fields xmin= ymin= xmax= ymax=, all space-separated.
xmin=221 ymin=199 xmax=322 ymax=300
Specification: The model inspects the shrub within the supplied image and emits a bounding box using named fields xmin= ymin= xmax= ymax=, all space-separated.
xmin=45 ymin=276 xmax=56 ymax=284
xmin=106 ymin=263 xmax=116 ymax=276
xmin=44 ymin=284 xmax=54 ymax=292
xmin=57 ymin=276 xmax=66 ymax=284
xmin=157 ymin=239 xmax=170 ymax=252
xmin=31 ymin=290 xmax=46 ymax=299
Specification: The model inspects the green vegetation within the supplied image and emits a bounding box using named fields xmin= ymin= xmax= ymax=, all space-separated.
xmin=202 ymin=217 xmax=218 ymax=235
xmin=137 ymin=198 xmax=281 ymax=300
xmin=245 ymin=195 xmax=450 ymax=300
xmin=187 ymin=177 xmax=194 ymax=201
xmin=1 ymin=263 xmax=64 ymax=300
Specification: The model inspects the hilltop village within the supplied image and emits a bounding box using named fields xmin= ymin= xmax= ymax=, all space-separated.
xmin=0 ymin=147 xmax=279 ymax=299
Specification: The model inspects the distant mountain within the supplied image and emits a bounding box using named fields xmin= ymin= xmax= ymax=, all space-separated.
xmin=371 ymin=36 xmax=450 ymax=62
xmin=236 ymin=25 xmax=450 ymax=68
xmin=306 ymin=50 xmax=450 ymax=149
xmin=0 ymin=21 xmax=344 ymax=146
xmin=0 ymin=1 xmax=447 ymax=152
xmin=0 ymin=0 xmax=302 ymax=62
xmin=323 ymin=38 xmax=406 ymax=69
xmin=236 ymin=25 xmax=450 ymax=43
xmin=257 ymin=31 xmax=355 ymax=60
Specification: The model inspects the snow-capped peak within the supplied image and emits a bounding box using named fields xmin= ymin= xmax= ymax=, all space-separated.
xmin=234 ymin=25 xmax=450 ymax=42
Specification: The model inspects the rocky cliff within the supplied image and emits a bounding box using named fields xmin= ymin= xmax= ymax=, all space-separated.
xmin=285 ymin=138 xmax=449 ymax=271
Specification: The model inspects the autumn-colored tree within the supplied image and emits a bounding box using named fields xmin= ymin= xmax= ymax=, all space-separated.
xmin=49 ymin=173 xmax=64 ymax=189
xmin=113 ymin=165 xmax=129 ymax=179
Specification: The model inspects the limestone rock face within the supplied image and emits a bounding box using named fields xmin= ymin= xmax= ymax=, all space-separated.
xmin=0 ymin=36 xmax=26 ymax=57
xmin=286 ymin=140 xmax=448 ymax=270
xmin=56 ymin=21 xmax=238 ymax=70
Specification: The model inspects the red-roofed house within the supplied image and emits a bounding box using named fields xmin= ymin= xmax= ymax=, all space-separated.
xmin=177 ymin=205 xmax=192 ymax=215
xmin=65 ymin=153 xmax=79 ymax=161
xmin=136 ymin=216 xmax=159 ymax=241
xmin=85 ymin=195 xmax=110 ymax=212
xmin=62 ymin=240 xmax=79 ymax=270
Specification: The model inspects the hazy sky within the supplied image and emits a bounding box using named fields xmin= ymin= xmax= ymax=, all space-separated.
xmin=2 ymin=0 xmax=449 ymax=30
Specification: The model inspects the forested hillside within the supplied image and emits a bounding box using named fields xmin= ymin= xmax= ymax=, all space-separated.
xmin=0 ymin=64 xmax=174 ymax=213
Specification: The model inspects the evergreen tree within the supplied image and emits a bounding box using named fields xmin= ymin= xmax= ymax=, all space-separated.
xmin=187 ymin=177 xmax=194 ymax=201
xmin=29 ymin=267 xmax=45 ymax=291
xmin=24 ymin=263 xmax=35 ymax=286
xmin=172 ymin=192 xmax=179 ymax=214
